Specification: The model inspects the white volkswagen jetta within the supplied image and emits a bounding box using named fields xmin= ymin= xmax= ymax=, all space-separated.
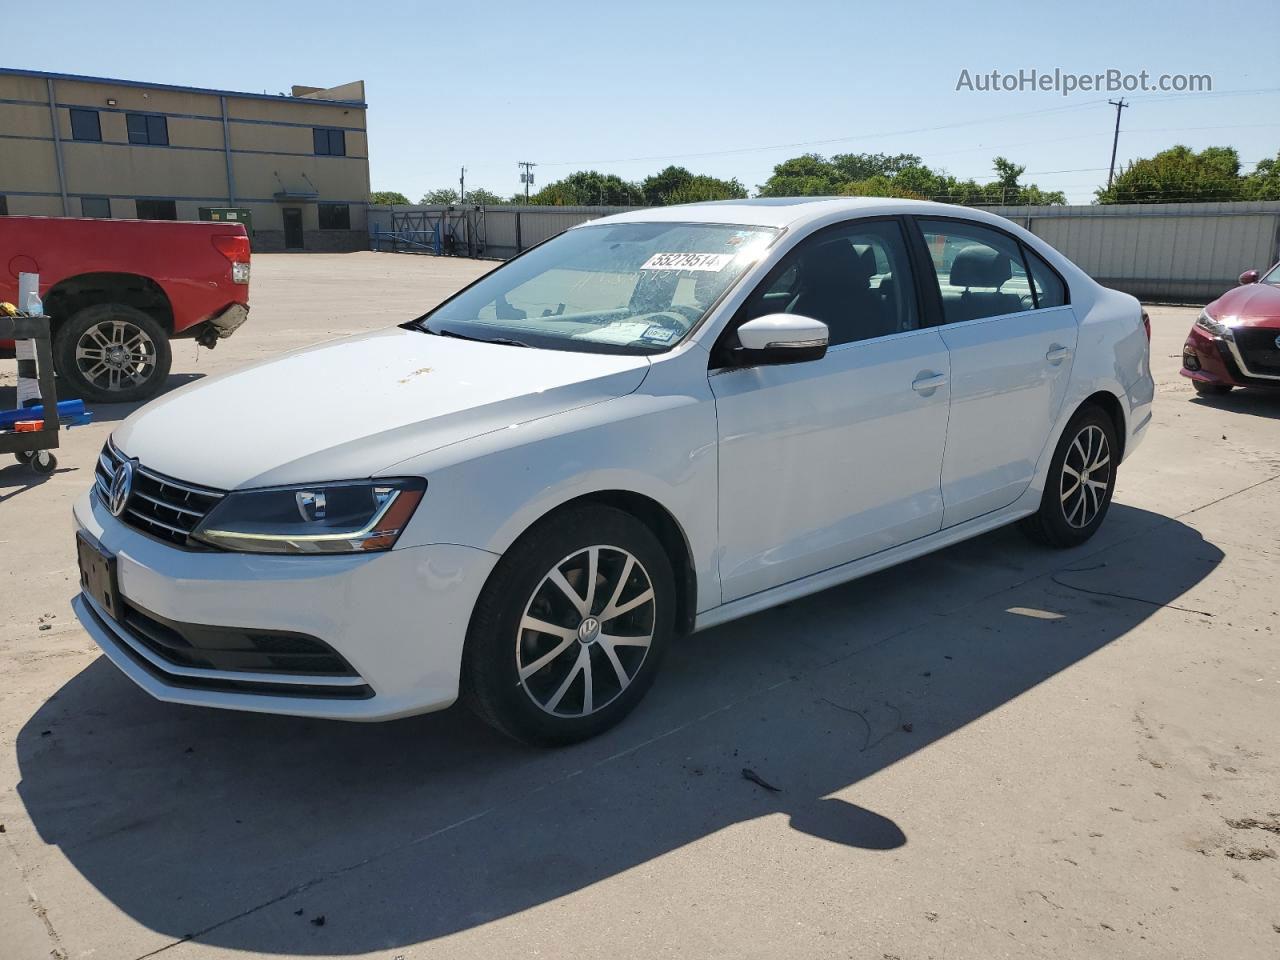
xmin=73 ymin=198 xmax=1153 ymax=744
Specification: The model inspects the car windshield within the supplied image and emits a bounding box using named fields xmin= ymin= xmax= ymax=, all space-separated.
xmin=1263 ymin=263 xmax=1280 ymax=286
xmin=412 ymin=221 xmax=779 ymax=354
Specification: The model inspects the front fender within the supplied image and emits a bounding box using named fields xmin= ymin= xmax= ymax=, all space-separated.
xmin=387 ymin=352 xmax=722 ymax=613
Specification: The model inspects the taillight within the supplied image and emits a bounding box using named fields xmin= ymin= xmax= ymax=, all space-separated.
xmin=1141 ymin=310 xmax=1151 ymax=341
xmin=211 ymin=234 xmax=250 ymax=285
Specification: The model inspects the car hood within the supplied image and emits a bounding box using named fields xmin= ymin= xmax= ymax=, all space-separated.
xmin=113 ymin=328 xmax=651 ymax=490
xmin=1210 ymin=282 xmax=1280 ymax=327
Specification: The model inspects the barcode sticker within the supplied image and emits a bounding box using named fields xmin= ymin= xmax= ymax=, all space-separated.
xmin=640 ymin=252 xmax=734 ymax=272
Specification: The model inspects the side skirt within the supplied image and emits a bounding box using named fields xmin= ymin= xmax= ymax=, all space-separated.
xmin=693 ymin=496 xmax=1040 ymax=633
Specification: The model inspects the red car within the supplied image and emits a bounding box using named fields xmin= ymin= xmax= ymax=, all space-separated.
xmin=1 ymin=216 xmax=250 ymax=403
xmin=1182 ymin=263 xmax=1280 ymax=396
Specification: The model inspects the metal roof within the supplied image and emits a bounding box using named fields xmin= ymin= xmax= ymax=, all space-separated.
xmin=0 ymin=67 xmax=366 ymax=107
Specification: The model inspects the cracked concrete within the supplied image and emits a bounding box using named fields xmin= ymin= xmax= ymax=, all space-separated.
xmin=1 ymin=260 xmax=1278 ymax=959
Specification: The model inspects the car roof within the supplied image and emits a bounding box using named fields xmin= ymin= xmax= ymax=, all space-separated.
xmin=579 ymin=196 xmax=994 ymax=230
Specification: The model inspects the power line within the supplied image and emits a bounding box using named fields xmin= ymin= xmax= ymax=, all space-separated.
xmin=535 ymin=87 xmax=1280 ymax=169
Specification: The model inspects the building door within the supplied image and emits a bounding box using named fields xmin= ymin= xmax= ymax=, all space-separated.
xmin=283 ymin=208 xmax=304 ymax=250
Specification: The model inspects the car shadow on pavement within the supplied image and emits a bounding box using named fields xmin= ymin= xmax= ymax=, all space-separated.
xmin=1190 ymin=388 xmax=1280 ymax=420
xmin=15 ymin=504 xmax=1221 ymax=955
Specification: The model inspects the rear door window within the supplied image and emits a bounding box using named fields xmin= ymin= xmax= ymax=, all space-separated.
xmin=917 ymin=219 xmax=1034 ymax=324
xmin=1023 ymin=245 xmax=1067 ymax=308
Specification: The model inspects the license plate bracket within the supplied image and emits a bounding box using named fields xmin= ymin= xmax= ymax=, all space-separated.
xmin=76 ymin=532 xmax=122 ymax=621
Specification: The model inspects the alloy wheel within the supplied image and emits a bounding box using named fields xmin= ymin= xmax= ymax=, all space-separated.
xmin=516 ymin=545 xmax=656 ymax=718
xmin=1060 ymin=424 xmax=1111 ymax=529
xmin=74 ymin=319 xmax=158 ymax=393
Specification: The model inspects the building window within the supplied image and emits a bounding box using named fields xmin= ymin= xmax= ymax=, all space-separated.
xmin=135 ymin=199 xmax=177 ymax=220
xmin=81 ymin=197 xmax=111 ymax=218
xmin=313 ymin=128 xmax=346 ymax=156
xmin=318 ymin=203 xmax=351 ymax=230
xmin=70 ymin=108 xmax=102 ymax=142
xmin=126 ymin=113 xmax=169 ymax=146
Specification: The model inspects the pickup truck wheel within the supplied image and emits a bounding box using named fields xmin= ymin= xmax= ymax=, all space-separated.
xmin=55 ymin=304 xmax=172 ymax=403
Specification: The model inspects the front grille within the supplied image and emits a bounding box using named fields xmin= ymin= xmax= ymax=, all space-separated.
xmin=1234 ymin=328 xmax=1280 ymax=376
xmin=96 ymin=440 xmax=225 ymax=547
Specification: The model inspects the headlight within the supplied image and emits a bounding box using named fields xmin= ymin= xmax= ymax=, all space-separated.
xmin=1195 ymin=309 xmax=1233 ymax=339
xmin=192 ymin=478 xmax=425 ymax=554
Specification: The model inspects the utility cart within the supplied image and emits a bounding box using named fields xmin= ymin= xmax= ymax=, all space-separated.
xmin=0 ymin=312 xmax=63 ymax=475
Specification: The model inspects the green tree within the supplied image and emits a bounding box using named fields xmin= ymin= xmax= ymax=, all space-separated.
xmin=829 ymin=152 xmax=923 ymax=182
xmin=757 ymin=153 xmax=842 ymax=196
xmin=463 ymin=188 xmax=505 ymax=206
xmin=761 ymin=152 xmax=1063 ymax=205
xmin=420 ymin=188 xmax=460 ymax=204
xmin=640 ymin=165 xmax=747 ymax=205
xmin=1095 ymin=145 xmax=1246 ymax=203
xmin=369 ymin=190 xmax=408 ymax=205
xmin=531 ymin=171 xmax=643 ymax=206
xmin=1244 ymin=151 xmax=1280 ymax=200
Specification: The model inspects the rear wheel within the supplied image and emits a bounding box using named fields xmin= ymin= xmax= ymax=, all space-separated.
xmin=54 ymin=303 xmax=171 ymax=404
xmin=1019 ymin=404 xmax=1118 ymax=548
xmin=1192 ymin=380 xmax=1232 ymax=397
xmin=463 ymin=505 xmax=674 ymax=745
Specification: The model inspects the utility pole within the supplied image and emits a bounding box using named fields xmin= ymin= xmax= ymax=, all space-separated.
xmin=1106 ymin=99 xmax=1129 ymax=191
xmin=518 ymin=161 xmax=536 ymax=203
xmin=459 ymin=166 xmax=466 ymax=204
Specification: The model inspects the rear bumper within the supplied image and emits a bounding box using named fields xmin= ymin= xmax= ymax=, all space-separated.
xmin=208 ymin=302 xmax=249 ymax=338
xmin=178 ymin=302 xmax=249 ymax=346
xmin=71 ymin=489 xmax=498 ymax=721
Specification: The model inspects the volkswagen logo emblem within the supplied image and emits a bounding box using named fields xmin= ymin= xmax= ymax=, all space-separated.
xmin=1274 ymin=333 xmax=1280 ymax=350
xmin=108 ymin=459 xmax=137 ymax=518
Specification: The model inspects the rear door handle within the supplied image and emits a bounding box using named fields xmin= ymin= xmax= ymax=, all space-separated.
xmin=1046 ymin=344 xmax=1071 ymax=364
xmin=911 ymin=372 xmax=947 ymax=394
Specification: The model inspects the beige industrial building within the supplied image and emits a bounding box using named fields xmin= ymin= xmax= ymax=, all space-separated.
xmin=0 ymin=68 xmax=369 ymax=251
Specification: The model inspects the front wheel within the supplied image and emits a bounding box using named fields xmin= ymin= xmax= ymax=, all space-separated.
xmin=1192 ymin=380 xmax=1232 ymax=397
xmin=54 ymin=304 xmax=172 ymax=404
xmin=1019 ymin=404 xmax=1118 ymax=548
xmin=463 ymin=505 xmax=675 ymax=745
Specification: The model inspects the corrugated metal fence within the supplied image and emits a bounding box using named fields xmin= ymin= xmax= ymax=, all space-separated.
xmin=368 ymin=201 xmax=1280 ymax=303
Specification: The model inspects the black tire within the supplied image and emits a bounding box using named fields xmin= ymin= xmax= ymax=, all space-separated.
xmin=14 ymin=451 xmax=35 ymax=465
xmin=463 ymin=504 xmax=675 ymax=746
xmin=54 ymin=303 xmax=172 ymax=404
xmin=1192 ymin=380 xmax=1232 ymax=397
xmin=29 ymin=450 xmax=57 ymax=475
xmin=1018 ymin=403 xmax=1119 ymax=549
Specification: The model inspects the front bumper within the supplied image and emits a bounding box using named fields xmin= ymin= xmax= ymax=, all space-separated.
xmin=71 ymin=489 xmax=498 ymax=720
xmin=1181 ymin=324 xmax=1280 ymax=391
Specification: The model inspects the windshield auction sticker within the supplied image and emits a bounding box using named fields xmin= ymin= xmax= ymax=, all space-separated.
xmin=640 ymin=252 xmax=735 ymax=272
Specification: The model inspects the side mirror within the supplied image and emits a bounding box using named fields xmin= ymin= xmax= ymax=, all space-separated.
xmin=731 ymin=313 xmax=828 ymax=366
xmin=1239 ymin=269 xmax=1260 ymax=285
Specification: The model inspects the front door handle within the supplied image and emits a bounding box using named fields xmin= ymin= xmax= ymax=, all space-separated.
xmin=911 ymin=372 xmax=947 ymax=394
xmin=1046 ymin=344 xmax=1071 ymax=364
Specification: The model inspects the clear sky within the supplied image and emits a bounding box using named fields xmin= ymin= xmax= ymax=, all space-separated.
xmin=11 ymin=0 xmax=1279 ymax=204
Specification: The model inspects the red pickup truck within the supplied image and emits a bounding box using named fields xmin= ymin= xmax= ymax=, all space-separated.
xmin=1 ymin=216 xmax=250 ymax=403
